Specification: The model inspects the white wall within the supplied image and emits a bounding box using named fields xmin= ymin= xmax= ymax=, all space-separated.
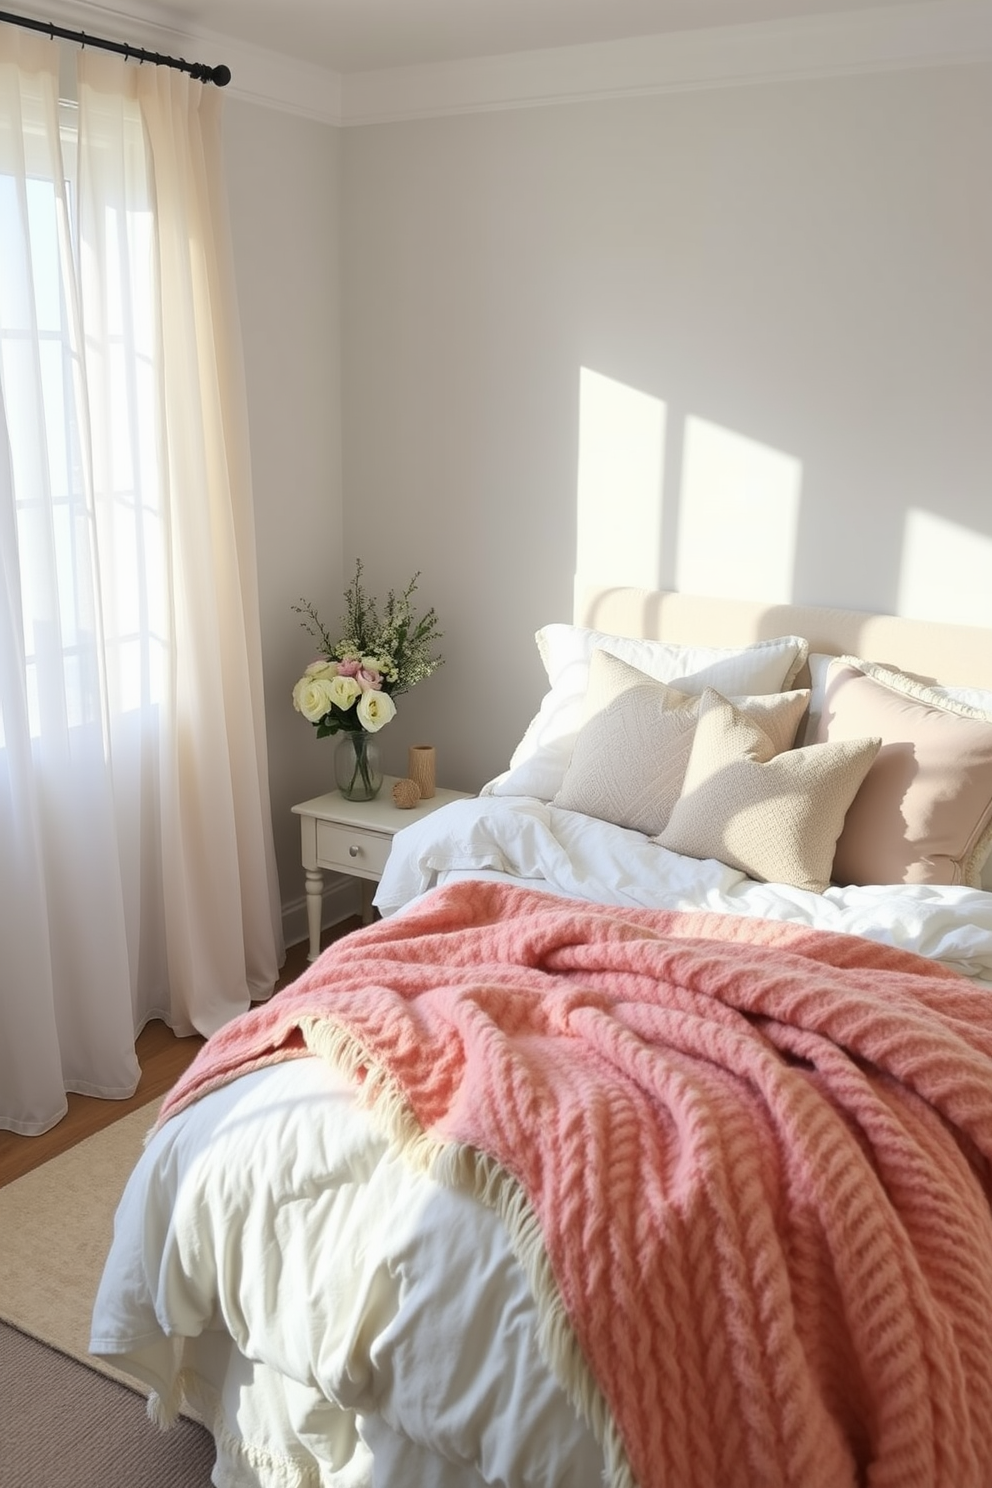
xmin=214 ymin=56 xmax=992 ymax=935
xmin=222 ymin=98 xmax=349 ymax=929
xmin=340 ymin=62 xmax=992 ymax=796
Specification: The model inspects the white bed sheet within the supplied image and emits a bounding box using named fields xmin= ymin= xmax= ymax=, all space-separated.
xmin=374 ymin=796 xmax=992 ymax=984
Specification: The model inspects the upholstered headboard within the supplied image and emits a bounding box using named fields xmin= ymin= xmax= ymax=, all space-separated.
xmin=575 ymin=585 xmax=992 ymax=693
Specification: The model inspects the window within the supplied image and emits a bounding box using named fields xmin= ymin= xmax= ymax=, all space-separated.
xmin=0 ymin=97 xmax=165 ymax=748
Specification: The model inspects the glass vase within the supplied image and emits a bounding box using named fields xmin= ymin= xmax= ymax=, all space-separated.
xmin=334 ymin=731 xmax=383 ymax=802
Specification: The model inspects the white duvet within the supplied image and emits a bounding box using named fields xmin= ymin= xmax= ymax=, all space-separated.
xmin=91 ymin=795 xmax=992 ymax=1487
xmin=91 ymin=1055 xmax=604 ymax=1487
xmin=374 ymin=796 xmax=992 ymax=983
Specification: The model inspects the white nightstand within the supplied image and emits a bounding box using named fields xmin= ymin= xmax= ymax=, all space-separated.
xmin=292 ymin=777 xmax=474 ymax=960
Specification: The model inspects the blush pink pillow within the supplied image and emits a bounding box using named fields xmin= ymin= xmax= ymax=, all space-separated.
xmin=814 ymin=658 xmax=992 ymax=887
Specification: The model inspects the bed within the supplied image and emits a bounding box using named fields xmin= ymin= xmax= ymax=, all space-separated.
xmin=90 ymin=586 xmax=992 ymax=1488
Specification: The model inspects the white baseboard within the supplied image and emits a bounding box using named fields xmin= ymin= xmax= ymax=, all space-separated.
xmin=281 ymin=873 xmax=362 ymax=953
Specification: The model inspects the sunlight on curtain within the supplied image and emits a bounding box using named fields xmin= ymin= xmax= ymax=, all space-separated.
xmin=0 ymin=31 xmax=283 ymax=1136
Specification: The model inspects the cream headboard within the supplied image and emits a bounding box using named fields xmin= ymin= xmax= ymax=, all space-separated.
xmin=575 ymin=585 xmax=992 ymax=693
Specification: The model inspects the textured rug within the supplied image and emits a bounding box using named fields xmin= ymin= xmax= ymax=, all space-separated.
xmin=0 ymin=1319 xmax=214 ymax=1488
xmin=0 ymin=1105 xmax=216 ymax=1484
xmin=0 ymin=1101 xmax=160 ymax=1386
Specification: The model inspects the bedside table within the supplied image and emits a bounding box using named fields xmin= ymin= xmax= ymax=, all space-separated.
xmin=292 ymin=777 xmax=474 ymax=959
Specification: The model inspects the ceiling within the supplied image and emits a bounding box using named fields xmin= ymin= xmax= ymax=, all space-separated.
xmin=130 ymin=0 xmax=926 ymax=74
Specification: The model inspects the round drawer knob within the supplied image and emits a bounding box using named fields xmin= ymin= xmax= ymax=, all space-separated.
xmin=349 ymin=844 xmax=360 ymax=858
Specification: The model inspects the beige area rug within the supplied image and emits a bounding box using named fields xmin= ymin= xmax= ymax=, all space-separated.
xmin=0 ymin=1101 xmax=161 ymax=1390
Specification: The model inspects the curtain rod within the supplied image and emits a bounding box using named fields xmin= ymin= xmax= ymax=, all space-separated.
xmin=0 ymin=7 xmax=231 ymax=85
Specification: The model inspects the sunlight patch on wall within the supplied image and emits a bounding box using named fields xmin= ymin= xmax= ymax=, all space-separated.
xmin=576 ymin=368 xmax=665 ymax=589
xmin=898 ymin=510 xmax=992 ymax=627
xmin=676 ymin=417 xmax=801 ymax=603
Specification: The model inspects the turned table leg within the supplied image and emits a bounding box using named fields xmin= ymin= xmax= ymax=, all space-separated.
xmin=305 ymin=867 xmax=323 ymax=961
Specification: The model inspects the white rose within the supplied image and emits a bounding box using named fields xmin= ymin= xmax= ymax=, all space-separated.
xmin=292 ymin=676 xmax=336 ymax=723
xmin=357 ymin=690 xmax=397 ymax=732
xmin=305 ymin=659 xmax=338 ymax=679
xmin=328 ymin=675 xmax=361 ymax=711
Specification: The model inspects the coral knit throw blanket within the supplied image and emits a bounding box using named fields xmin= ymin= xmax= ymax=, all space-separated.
xmin=158 ymin=881 xmax=992 ymax=1488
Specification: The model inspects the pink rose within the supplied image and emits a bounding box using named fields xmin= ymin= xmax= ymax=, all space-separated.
xmin=336 ymin=658 xmax=360 ymax=677
xmin=356 ymin=666 xmax=382 ymax=692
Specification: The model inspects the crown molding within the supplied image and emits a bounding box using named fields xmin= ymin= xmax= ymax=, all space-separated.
xmin=6 ymin=0 xmax=992 ymax=128
xmin=341 ymin=2 xmax=992 ymax=125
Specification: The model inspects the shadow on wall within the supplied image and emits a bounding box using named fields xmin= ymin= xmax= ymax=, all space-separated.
xmin=575 ymin=366 xmax=992 ymax=631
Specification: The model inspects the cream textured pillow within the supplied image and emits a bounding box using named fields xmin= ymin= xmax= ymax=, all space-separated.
xmin=483 ymin=624 xmax=809 ymax=801
xmin=553 ymin=652 xmax=810 ymax=837
xmin=655 ymin=689 xmax=880 ymax=893
xmin=814 ymin=658 xmax=992 ymax=887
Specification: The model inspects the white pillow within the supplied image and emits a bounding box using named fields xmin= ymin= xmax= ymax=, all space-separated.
xmin=797 ymin=652 xmax=836 ymax=748
xmin=482 ymin=623 xmax=808 ymax=802
xmin=931 ymin=682 xmax=992 ymax=712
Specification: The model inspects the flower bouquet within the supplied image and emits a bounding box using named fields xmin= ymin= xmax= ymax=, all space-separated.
xmin=292 ymin=561 xmax=443 ymax=800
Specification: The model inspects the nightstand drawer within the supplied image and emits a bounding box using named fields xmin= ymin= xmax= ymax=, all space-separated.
xmin=315 ymin=820 xmax=392 ymax=878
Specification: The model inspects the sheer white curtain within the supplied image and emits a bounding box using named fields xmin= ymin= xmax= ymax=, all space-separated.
xmin=0 ymin=30 xmax=284 ymax=1136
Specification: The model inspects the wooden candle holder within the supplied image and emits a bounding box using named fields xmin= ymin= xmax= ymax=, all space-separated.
xmin=408 ymin=744 xmax=436 ymax=800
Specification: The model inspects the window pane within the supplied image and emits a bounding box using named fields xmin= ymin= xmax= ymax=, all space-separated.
xmin=1 ymin=97 xmax=167 ymax=746
xmin=25 ymin=177 xmax=62 ymax=334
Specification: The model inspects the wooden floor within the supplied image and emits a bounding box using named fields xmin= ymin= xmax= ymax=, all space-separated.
xmin=0 ymin=923 xmax=360 ymax=1188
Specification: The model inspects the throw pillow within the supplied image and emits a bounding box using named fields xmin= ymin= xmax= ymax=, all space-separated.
xmin=553 ymin=652 xmax=810 ymax=837
xmin=655 ymin=689 xmax=880 ymax=893
xmin=814 ymin=658 xmax=992 ymax=887
xmin=482 ymin=624 xmax=809 ymax=802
